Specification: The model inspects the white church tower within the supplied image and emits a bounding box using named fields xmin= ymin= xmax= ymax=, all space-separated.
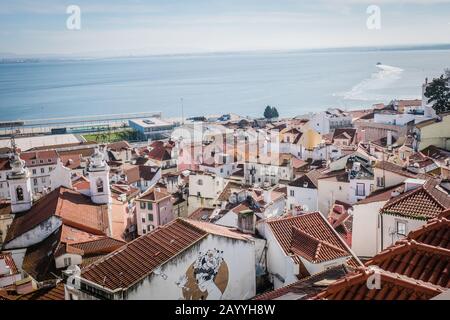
xmin=8 ymin=152 xmax=33 ymax=213
xmin=88 ymin=147 xmax=111 ymax=204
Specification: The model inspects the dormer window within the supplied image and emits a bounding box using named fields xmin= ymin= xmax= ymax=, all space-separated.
xmin=16 ymin=186 xmax=24 ymax=201
xmin=96 ymin=178 xmax=104 ymax=193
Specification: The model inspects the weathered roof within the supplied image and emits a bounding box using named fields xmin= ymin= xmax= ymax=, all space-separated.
xmin=312 ymin=215 xmax=450 ymax=300
xmin=254 ymin=265 xmax=350 ymax=300
xmin=18 ymin=282 xmax=65 ymax=300
xmin=5 ymin=187 xmax=109 ymax=244
xmin=81 ymin=218 xmax=250 ymax=290
xmin=312 ymin=268 xmax=444 ymax=300
xmin=266 ymin=212 xmax=356 ymax=265
xmin=381 ymin=179 xmax=450 ymax=220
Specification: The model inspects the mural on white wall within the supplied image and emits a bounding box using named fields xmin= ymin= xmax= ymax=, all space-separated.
xmin=176 ymin=249 xmax=229 ymax=300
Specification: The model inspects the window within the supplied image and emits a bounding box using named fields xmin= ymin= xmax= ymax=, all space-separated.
xmin=377 ymin=177 xmax=385 ymax=187
xmin=64 ymin=257 xmax=72 ymax=266
xmin=16 ymin=186 xmax=24 ymax=201
xmin=41 ymin=168 xmax=45 ymax=174
xmin=48 ymin=159 xmax=52 ymax=163
xmin=148 ymin=214 xmax=153 ymax=221
xmin=142 ymin=229 xmax=146 ymax=234
xmin=147 ymin=202 xmax=153 ymax=210
xmin=41 ymin=177 xmax=46 ymax=183
xmin=356 ymin=183 xmax=365 ymax=196
xmin=142 ymin=217 xmax=145 ymax=223
xmin=140 ymin=202 xmax=146 ymax=209
xmin=397 ymin=221 xmax=407 ymax=236
xmin=32 ymin=169 xmax=37 ymax=175
xmin=96 ymin=178 xmax=104 ymax=193
xmin=197 ymin=179 xmax=203 ymax=186
xmin=48 ymin=167 xmax=53 ymax=172
xmin=289 ymin=190 xmax=295 ymax=197
xmin=147 ymin=225 xmax=152 ymax=231
xmin=34 ymin=188 xmax=38 ymax=194
xmin=33 ymin=178 xmax=38 ymax=186
xmin=40 ymin=159 xmax=44 ymax=164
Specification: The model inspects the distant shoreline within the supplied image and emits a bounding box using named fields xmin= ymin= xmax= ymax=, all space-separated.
xmin=2 ymin=43 xmax=450 ymax=65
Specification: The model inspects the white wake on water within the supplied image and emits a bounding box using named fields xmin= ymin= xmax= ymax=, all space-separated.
xmin=336 ymin=64 xmax=404 ymax=101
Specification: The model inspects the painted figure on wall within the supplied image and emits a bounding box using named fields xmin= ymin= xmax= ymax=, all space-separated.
xmin=176 ymin=249 xmax=229 ymax=300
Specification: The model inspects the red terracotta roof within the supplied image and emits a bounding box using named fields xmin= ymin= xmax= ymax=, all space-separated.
xmin=5 ymin=187 xmax=109 ymax=244
xmin=290 ymin=227 xmax=348 ymax=263
xmin=188 ymin=207 xmax=214 ymax=222
xmin=72 ymin=175 xmax=90 ymax=191
xmin=266 ymin=212 xmax=357 ymax=265
xmin=374 ymin=161 xmax=429 ymax=179
xmin=124 ymin=165 xmax=159 ymax=183
xmin=381 ymin=179 xmax=450 ymax=220
xmin=137 ymin=187 xmax=171 ymax=202
xmin=407 ymin=217 xmax=450 ymax=249
xmin=81 ymin=218 xmax=249 ymax=290
xmin=22 ymin=228 xmax=61 ymax=281
xmin=81 ymin=218 xmax=208 ymax=290
xmin=147 ymin=145 xmax=171 ymax=161
xmin=71 ymin=237 xmax=125 ymax=255
xmin=366 ymin=241 xmax=450 ymax=288
xmin=312 ymin=215 xmax=450 ymax=300
xmin=107 ymin=141 xmax=131 ymax=151
xmin=60 ymin=154 xmax=83 ymax=169
xmin=254 ymin=265 xmax=350 ymax=300
xmin=312 ymin=267 xmax=444 ymax=300
xmin=18 ymin=282 xmax=65 ymax=300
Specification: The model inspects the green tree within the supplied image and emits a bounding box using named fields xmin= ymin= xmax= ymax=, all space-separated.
xmin=263 ymin=105 xmax=280 ymax=119
xmin=264 ymin=105 xmax=273 ymax=119
xmin=424 ymin=74 xmax=450 ymax=114
xmin=272 ymin=107 xmax=279 ymax=118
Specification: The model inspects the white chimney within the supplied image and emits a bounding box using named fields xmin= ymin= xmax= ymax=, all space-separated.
xmin=263 ymin=189 xmax=272 ymax=204
xmin=387 ymin=131 xmax=393 ymax=147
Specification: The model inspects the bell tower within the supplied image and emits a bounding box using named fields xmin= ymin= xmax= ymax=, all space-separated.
xmin=88 ymin=147 xmax=111 ymax=204
xmin=8 ymin=152 xmax=33 ymax=213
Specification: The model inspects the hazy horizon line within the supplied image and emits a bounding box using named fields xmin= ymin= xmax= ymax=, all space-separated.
xmin=2 ymin=42 xmax=450 ymax=62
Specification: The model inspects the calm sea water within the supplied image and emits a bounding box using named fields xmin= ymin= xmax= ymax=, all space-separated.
xmin=1 ymin=49 xmax=450 ymax=121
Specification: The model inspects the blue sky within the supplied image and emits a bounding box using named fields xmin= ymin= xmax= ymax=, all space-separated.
xmin=1 ymin=0 xmax=450 ymax=57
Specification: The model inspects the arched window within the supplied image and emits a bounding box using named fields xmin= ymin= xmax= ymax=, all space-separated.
xmin=96 ymin=178 xmax=104 ymax=193
xmin=16 ymin=186 xmax=24 ymax=201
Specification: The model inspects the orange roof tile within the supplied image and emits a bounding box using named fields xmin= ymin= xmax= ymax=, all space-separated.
xmin=381 ymin=179 xmax=450 ymax=220
xmin=266 ymin=212 xmax=356 ymax=265
xmin=5 ymin=187 xmax=109 ymax=244
xmin=366 ymin=241 xmax=450 ymax=288
xmin=312 ymin=268 xmax=444 ymax=300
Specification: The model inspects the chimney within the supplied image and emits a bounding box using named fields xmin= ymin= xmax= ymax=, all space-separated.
xmin=237 ymin=210 xmax=255 ymax=234
xmin=386 ymin=131 xmax=393 ymax=147
xmin=263 ymin=189 xmax=272 ymax=204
